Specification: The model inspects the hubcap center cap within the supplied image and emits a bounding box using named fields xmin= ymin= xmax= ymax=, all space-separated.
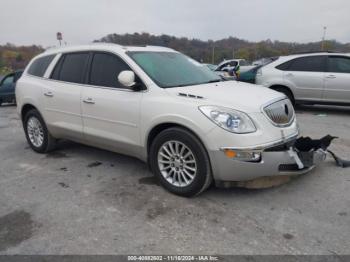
xmin=174 ymin=159 xmax=181 ymax=168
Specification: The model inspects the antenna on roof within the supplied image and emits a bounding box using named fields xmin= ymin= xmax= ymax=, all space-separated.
xmin=321 ymin=26 xmax=327 ymax=51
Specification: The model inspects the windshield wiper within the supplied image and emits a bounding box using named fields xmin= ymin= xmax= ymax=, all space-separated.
xmin=164 ymin=79 xmax=222 ymax=88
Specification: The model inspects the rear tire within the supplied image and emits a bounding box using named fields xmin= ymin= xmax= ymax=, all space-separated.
xmin=149 ymin=127 xmax=212 ymax=197
xmin=23 ymin=109 xmax=56 ymax=153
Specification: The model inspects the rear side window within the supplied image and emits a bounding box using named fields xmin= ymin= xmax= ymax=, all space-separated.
xmin=27 ymin=55 xmax=55 ymax=77
xmin=286 ymin=56 xmax=326 ymax=72
xmin=328 ymin=56 xmax=350 ymax=73
xmin=51 ymin=53 xmax=89 ymax=84
xmin=275 ymin=60 xmax=293 ymax=71
xmin=89 ymin=52 xmax=131 ymax=88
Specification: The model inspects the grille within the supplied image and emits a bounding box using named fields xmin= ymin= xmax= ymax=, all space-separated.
xmin=279 ymin=164 xmax=299 ymax=171
xmin=279 ymin=164 xmax=308 ymax=171
xmin=263 ymin=99 xmax=295 ymax=126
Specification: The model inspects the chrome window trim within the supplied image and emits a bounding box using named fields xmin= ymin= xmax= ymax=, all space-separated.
xmin=25 ymin=48 xmax=152 ymax=92
xmin=24 ymin=74 xmax=148 ymax=93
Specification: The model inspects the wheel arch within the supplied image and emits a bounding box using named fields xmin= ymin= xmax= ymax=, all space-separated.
xmin=21 ymin=103 xmax=39 ymax=122
xmin=146 ymin=122 xmax=210 ymax=166
xmin=269 ymin=84 xmax=295 ymax=103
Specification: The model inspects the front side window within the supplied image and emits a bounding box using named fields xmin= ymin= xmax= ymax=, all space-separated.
xmin=27 ymin=55 xmax=55 ymax=77
xmin=51 ymin=53 xmax=89 ymax=84
xmin=240 ymin=60 xmax=249 ymax=66
xmin=89 ymin=53 xmax=131 ymax=88
xmin=328 ymin=56 xmax=350 ymax=73
xmin=287 ymin=56 xmax=326 ymax=72
xmin=1 ymin=75 xmax=14 ymax=86
xmin=128 ymin=51 xmax=221 ymax=88
xmin=218 ymin=61 xmax=237 ymax=71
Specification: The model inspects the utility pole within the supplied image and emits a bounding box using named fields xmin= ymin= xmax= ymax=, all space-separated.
xmin=232 ymin=48 xmax=235 ymax=59
xmin=321 ymin=26 xmax=327 ymax=51
xmin=212 ymin=46 xmax=215 ymax=64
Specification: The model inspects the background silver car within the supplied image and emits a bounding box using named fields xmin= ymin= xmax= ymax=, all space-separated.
xmin=256 ymin=52 xmax=350 ymax=105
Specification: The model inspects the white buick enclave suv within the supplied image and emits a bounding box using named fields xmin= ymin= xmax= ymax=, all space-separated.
xmin=16 ymin=44 xmax=324 ymax=196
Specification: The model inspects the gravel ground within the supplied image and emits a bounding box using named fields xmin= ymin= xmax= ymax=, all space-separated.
xmin=0 ymin=104 xmax=349 ymax=255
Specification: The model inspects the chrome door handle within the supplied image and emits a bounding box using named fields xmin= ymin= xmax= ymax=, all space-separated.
xmin=286 ymin=73 xmax=294 ymax=77
xmin=44 ymin=91 xmax=54 ymax=97
xmin=326 ymin=75 xmax=336 ymax=79
xmin=83 ymin=98 xmax=95 ymax=104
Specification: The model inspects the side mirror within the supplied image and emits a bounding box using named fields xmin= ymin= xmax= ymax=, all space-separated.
xmin=118 ymin=70 xmax=136 ymax=88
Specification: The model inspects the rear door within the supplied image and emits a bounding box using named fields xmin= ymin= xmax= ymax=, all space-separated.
xmin=323 ymin=55 xmax=350 ymax=103
xmin=283 ymin=55 xmax=326 ymax=101
xmin=45 ymin=52 xmax=89 ymax=140
xmin=81 ymin=52 xmax=143 ymax=156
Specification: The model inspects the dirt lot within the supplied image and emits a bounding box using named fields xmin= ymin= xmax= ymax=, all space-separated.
xmin=0 ymin=104 xmax=349 ymax=255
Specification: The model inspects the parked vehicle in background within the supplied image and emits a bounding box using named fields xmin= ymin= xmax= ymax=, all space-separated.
xmin=216 ymin=59 xmax=255 ymax=73
xmin=252 ymin=57 xmax=278 ymax=67
xmin=237 ymin=65 xmax=262 ymax=84
xmin=204 ymin=63 xmax=234 ymax=80
xmin=0 ymin=70 xmax=23 ymax=106
xmin=256 ymin=52 xmax=350 ymax=105
xmin=16 ymin=44 xmax=325 ymax=197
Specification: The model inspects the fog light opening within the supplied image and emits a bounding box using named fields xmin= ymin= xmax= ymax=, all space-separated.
xmin=223 ymin=149 xmax=261 ymax=162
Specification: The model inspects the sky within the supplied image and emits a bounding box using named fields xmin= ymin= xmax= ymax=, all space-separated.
xmin=1 ymin=0 xmax=350 ymax=47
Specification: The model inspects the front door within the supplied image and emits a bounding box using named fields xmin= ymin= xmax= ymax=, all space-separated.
xmin=81 ymin=52 xmax=143 ymax=156
xmin=323 ymin=56 xmax=350 ymax=103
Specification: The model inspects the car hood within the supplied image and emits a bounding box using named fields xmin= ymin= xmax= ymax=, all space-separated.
xmin=165 ymin=81 xmax=285 ymax=113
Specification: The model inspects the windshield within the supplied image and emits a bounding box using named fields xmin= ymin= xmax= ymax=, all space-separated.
xmin=128 ymin=51 xmax=221 ymax=88
xmin=240 ymin=60 xmax=250 ymax=66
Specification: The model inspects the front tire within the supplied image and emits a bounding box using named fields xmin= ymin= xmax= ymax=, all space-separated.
xmin=23 ymin=109 xmax=56 ymax=153
xmin=150 ymin=127 xmax=212 ymax=197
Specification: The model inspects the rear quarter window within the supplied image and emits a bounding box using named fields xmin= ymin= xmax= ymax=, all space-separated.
xmin=27 ymin=55 xmax=55 ymax=77
xmin=275 ymin=60 xmax=293 ymax=71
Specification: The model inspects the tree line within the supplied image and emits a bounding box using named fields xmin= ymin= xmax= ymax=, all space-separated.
xmin=1 ymin=33 xmax=350 ymax=75
xmin=95 ymin=33 xmax=350 ymax=63
xmin=0 ymin=43 xmax=44 ymax=75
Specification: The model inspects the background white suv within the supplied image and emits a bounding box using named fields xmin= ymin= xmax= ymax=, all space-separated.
xmin=256 ymin=52 xmax=350 ymax=105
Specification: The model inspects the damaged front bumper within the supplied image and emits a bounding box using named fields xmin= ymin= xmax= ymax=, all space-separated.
xmin=210 ymin=135 xmax=327 ymax=186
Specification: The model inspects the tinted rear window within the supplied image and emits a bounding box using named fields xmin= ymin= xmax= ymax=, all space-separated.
xmin=51 ymin=53 xmax=89 ymax=84
xmin=287 ymin=56 xmax=326 ymax=72
xmin=27 ymin=55 xmax=55 ymax=77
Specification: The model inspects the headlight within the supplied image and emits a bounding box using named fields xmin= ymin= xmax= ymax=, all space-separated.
xmin=199 ymin=106 xmax=256 ymax=134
